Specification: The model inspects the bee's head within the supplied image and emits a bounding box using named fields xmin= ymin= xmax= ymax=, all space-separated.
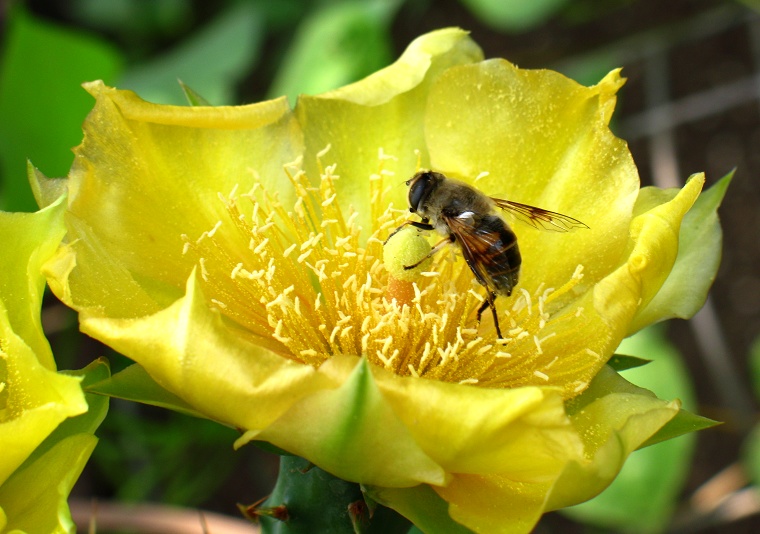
xmin=406 ymin=171 xmax=443 ymax=213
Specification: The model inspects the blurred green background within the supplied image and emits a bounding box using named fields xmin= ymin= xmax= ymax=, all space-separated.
xmin=2 ymin=0 xmax=760 ymax=532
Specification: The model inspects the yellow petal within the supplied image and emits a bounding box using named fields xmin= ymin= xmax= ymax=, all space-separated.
xmin=547 ymin=366 xmax=681 ymax=510
xmin=435 ymin=473 xmax=554 ymax=534
xmin=80 ymin=269 xmax=330 ymax=433
xmin=374 ymin=371 xmax=582 ymax=477
xmin=629 ymin=172 xmax=721 ymax=332
xmin=594 ymin=174 xmax=704 ymax=335
xmin=0 ymin=196 xmax=87 ymax=485
xmin=245 ymin=358 xmax=448 ymax=488
xmin=28 ymin=162 xmax=67 ymax=210
xmin=0 ymin=301 xmax=87 ymax=485
xmin=366 ymin=484 xmax=471 ymax=534
xmin=296 ymin=28 xmax=484 ymax=234
xmin=493 ymin=174 xmax=705 ymax=396
xmin=424 ymin=64 xmax=637 ymax=294
xmin=0 ymin=195 xmax=66 ymax=369
xmin=54 ymin=81 xmax=302 ymax=317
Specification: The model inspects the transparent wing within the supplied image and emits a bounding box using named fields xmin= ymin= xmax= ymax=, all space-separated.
xmin=443 ymin=213 xmax=519 ymax=295
xmin=491 ymin=198 xmax=589 ymax=232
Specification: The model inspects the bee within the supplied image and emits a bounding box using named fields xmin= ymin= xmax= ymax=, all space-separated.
xmin=385 ymin=170 xmax=588 ymax=339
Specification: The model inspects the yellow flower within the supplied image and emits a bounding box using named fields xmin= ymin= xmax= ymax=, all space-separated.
xmin=41 ymin=29 xmax=719 ymax=532
xmin=0 ymin=195 xmax=100 ymax=533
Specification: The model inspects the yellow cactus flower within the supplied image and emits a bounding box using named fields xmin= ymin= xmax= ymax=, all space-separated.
xmin=0 ymin=196 xmax=99 ymax=533
xmin=41 ymin=28 xmax=721 ymax=532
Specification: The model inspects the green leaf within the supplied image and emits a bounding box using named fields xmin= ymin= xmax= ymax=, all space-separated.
xmin=564 ymin=325 xmax=711 ymax=533
xmin=118 ymin=2 xmax=264 ymax=105
xmin=87 ymin=363 xmax=207 ymax=419
xmin=243 ymin=358 xmax=446 ymax=488
xmin=178 ymin=80 xmax=211 ymax=107
xmin=630 ymin=172 xmax=731 ymax=333
xmin=607 ymin=354 xmax=652 ymax=371
xmin=640 ymin=408 xmax=718 ymax=449
xmin=459 ymin=0 xmax=570 ymax=32
xmin=267 ymin=0 xmax=400 ymax=104
xmin=0 ymin=6 xmax=122 ymax=212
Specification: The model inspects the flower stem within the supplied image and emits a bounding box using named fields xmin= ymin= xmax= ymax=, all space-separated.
xmin=251 ymin=455 xmax=412 ymax=533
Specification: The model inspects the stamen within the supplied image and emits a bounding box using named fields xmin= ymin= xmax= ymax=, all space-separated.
xmin=317 ymin=144 xmax=332 ymax=158
xmin=178 ymin=149 xmax=591 ymax=392
xmin=533 ymin=335 xmax=543 ymax=355
xmin=533 ymin=370 xmax=550 ymax=381
xmin=253 ymin=239 xmax=269 ymax=255
xmin=207 ymin=220 xmax=222 ymax=237
xmin=468 ymin=289 xmax=484 ymax=301
xmin=520 ymin=288 xmax=532 ymax=315
xmin=540 ymin=332 xmax=557 ymax=343
xmin=585 ymin=348 xmax=602 ymax=360
xmin=199 ymin=257 xmax=209 ymax=281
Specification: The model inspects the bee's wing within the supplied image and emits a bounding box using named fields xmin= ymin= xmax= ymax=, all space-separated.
xmin=491 ymin=198 xmax=588 ymax=232
xmin=443 ymin=213 xmax=510 ymax=295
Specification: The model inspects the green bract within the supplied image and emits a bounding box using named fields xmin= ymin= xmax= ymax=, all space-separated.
xmin=41 ymin=28 xmax=723 ymax=533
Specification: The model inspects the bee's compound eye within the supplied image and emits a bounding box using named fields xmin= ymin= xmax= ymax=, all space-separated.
xmin=408 ymin=173 xmax=431 ymax=211
xmin=409 ymin=172 xmax=438 ymax=211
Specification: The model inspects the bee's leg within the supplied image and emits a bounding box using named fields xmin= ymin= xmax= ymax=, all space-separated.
xmin=404 ymin=235 xmax=454 ymax=270
xmin=476 ymin=292 xmax=503 ymax=339
xmin=384 ymin=219 xmax=433 ymax=245
xmin=384 ymin=221 xmax=412 ymax=245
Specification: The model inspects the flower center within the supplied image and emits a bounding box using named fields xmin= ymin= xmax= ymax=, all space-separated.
xmin=181 ymin=148 xmax=591 ymax=390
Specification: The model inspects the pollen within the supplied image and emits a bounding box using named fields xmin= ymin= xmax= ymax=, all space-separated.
xmin=179 ymin=148 xmax=593 ymax=394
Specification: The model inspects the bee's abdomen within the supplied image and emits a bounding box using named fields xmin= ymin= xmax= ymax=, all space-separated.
xmin=478 ymin=215 xmax=521 ymax=296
